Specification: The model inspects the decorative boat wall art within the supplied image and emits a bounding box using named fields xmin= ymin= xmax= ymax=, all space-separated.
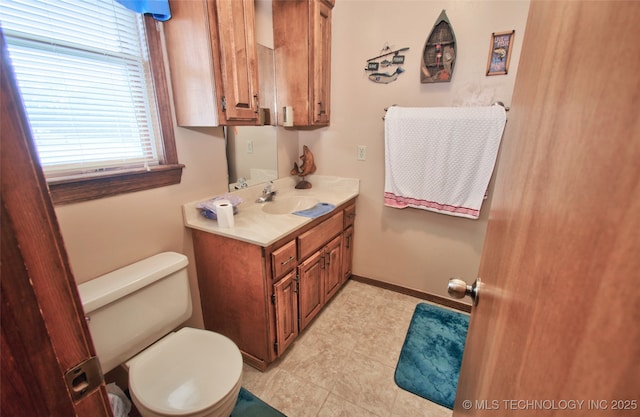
xmin=421 ymin=9 xmax=456 ymax=83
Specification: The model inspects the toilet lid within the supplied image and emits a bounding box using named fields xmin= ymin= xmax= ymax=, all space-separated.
xmin=128 ymin=327 xmax=242 ymax=415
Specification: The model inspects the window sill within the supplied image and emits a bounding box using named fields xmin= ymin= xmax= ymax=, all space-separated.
xmin=47 ymin=164 xmax=185 ymax=205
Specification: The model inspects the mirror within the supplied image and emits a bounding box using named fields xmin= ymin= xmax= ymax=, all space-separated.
xmin=227 ymin=44 xmax=278 ymax=191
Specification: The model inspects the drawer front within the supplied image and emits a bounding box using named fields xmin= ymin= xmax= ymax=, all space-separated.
xmin=272 ymin=239 xmax=297 ymax=280
xmin=298 ymin=211 xmax=343 ymax=260
xmin=343 ymin=204 xmax=356 ymax=229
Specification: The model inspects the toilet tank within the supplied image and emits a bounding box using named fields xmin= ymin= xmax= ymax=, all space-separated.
xmin=78 ymin=252 xmax=192 ymax=374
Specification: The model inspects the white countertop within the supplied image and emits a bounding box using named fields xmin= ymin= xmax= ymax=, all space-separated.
xmin=183 ymin=175 xmax=360 ymax=247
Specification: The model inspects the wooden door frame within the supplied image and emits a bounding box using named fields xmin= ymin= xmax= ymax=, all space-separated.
xmin=1 ymin=32 xmax=112 ymax=417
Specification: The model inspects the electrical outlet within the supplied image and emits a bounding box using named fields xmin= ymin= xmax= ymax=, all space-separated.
xmin=246 ymin=140 xmax=253 ymax=154
xmin=357 ymin=145 xmax=367 ymax=161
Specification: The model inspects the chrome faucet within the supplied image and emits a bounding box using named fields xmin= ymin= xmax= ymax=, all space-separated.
xmin=256 ymin=182 xmax=276 ymax=203
xmin=235 ymin=177 xmax=248 ymax=189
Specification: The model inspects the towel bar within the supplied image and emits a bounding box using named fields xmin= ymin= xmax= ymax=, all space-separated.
xmin=492 ymin=101 xmax=510 ymax=111
xmin=382 ymin=104 xmax=397 ymax=120
xmin=384 ymin=102 xmax=510 ymax=121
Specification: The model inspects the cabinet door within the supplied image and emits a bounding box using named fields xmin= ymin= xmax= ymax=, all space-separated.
xmin=164 ymin=0 xmax=219 ymax=126
xmin=211 ymin=0 xmax=260 ymax=123
xmin=273 ymin=271 xmax=299 ymax=356
xmin=342 ymin=226 xmax=354 ymax=283
xmin=298 ymin=250 xmax=324 ymax=330
xmin=273 ymin=0 xmax=333 ymax=127
xmin=324 ymin=235 xmax=342 ymax=300
xmin=310 ymin=0 xmax=331 ymax=125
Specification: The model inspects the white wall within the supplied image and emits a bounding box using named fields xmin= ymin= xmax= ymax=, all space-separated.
xmin=300 ymin=0 xmax=530 ymax=301
xmin=55 ymin=125 xmax=227 ymax=328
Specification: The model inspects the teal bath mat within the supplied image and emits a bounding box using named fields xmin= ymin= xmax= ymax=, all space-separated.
xmin=394 ymin=303 xmax=470 ymax=409
xmin=231 ymin=387 xmax=286 ymax=417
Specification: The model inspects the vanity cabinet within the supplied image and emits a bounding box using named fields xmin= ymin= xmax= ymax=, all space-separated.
xmin=273 ymin=270 xmax=298 ymax=356
xmin=342 ymin=203 xmax=356 ymax=282
xmin=271 ymin=239 xmax=298 ymax=355
xmin=297 ymin=212 xmax=343 ymax=330
xmin=164 ymin=0 xmax=260 ymax=126
xmin=191 ymin=199 xmax=355 ymax=370
xmin=273 ymin=0 xmax=334 ymax=126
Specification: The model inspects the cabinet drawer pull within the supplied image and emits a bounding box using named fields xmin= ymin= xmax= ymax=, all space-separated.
xmin=317 ymin=101 xmax=325 ymax=115
xmin=253 ymin=94 xmax=260 ymax=113
xmin=281 ymin=256 xmax=295 ymax=266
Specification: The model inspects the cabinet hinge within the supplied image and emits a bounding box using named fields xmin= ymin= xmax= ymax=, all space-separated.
xmin=274 ymin=341 xmax=279 ymax=354
xmin=295 ymin=274 xmax=300 ymax=293
xmin=221 ymin=96 xmax=227 ymax=112
xmin=271 ymin=293 xmax=276 ymax=304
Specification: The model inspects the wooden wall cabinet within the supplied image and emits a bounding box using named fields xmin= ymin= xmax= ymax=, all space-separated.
xmin=273 ymin=0 xmax=334 ymax=127
xmin=191 ymin=199 xmax=355 ymax=370
xmin=164 ymin=0 xmax=260 ymax=127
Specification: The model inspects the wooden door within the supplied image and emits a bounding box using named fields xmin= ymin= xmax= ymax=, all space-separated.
xmin=211 ymin=0 xmax=260 ymax=123
xmin=298 ymin=250 xmax=325 ymax=330
xmin=273 ymin=271 xmax=299 ymax=356
xmin=323 ymin=235 xmax=343 ymax=301
xmin=454 ymin=2 xmax=640 ymax=415
xmin=1 ymin=34 xmax=112 ymax=417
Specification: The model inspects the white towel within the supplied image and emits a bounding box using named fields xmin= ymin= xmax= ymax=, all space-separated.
xmin=384 ymin=106 xmax=506 ymax=219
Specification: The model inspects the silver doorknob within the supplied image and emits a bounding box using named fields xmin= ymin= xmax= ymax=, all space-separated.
xmin=448 ymin=277 xmax=480 ymax=305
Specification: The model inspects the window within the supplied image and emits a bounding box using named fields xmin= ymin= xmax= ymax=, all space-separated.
xmin=0 ymin=0 xmax=182 ymax=205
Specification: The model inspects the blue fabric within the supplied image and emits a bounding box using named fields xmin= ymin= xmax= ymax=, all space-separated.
xmin=292 ymin=202 xmax=336 ymax=218
xmin=394 ymin=303 xmax=470 ymax=409
xmin=115 ymin=0 xmax=171 ymax=21
xmin=231 ymin=388 xmax=286 ymax=417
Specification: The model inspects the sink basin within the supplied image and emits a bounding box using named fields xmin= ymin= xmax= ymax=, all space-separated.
xmin=261 ymin=196 xmax=319 ymax=215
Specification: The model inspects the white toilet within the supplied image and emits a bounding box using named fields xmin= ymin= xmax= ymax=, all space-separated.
xmin=78 ymin=252 xmax=243 ymax=417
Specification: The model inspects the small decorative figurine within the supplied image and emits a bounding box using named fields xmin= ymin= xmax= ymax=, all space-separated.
xmin=290 ymin=145 xmax=317 ymax=189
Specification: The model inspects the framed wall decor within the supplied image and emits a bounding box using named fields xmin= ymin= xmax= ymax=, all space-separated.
xmin=486 ymin=30 xmax=514 ymax=76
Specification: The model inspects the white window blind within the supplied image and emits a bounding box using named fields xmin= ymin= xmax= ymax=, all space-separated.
xmin=1 ymin=0 xmax=162 ymax=178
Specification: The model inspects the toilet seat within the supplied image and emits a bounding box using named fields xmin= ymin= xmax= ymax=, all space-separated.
xmin=127 ymin=327 xmax=243 ymax=416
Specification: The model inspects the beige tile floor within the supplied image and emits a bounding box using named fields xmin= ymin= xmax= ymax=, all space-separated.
xmin=241 ymin=280 xmax=454 ymax=417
